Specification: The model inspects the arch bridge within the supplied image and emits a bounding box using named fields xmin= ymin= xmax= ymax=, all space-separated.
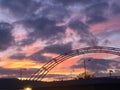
xmin=29 ymin=46 xmax=120 ymax=81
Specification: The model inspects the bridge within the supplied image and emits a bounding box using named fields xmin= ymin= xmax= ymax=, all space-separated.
xmin=29 ymin=46 xmax=120 ymax=81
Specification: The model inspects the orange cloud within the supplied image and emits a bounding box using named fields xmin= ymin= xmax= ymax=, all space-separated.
xmin=1 ymin=58 xmax=43 ymax=69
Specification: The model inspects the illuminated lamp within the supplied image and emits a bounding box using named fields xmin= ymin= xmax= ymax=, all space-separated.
xmin=23 ymin=87 xmax=32 ymax=90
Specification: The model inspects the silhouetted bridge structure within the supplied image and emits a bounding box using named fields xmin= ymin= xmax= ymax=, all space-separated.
xmin=29 ymin=46 xmax=120 ymax=81
xmin=1 ymin=46 xmax=120 ymax=90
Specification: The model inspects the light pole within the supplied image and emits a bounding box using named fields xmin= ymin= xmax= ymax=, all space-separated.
xmin=83 ymin=58 xmax=91 ymax=79
xmin=83 ymin=59 xmax=87 ymax=78
xmin=70 ymin=68 xmax=75 ymax=80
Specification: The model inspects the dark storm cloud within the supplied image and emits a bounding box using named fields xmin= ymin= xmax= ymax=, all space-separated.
xmin=0 ymin=0 xmax=40 ymax=18
xmin=9 ymin=53 xmax=26 ymax=60
xmin=111 ymin=3 xmax=120 ymax=14
xmin=68 ymin=20 xmax=98 ymax=46
xmin=71 ymin=58 xmax=120 ymax=76
xmin=85 ymin=2 xmax=109 ymax=24
xmin=28 ymin=43 xmax=72 ymax=63
xmin=21 ymin=17 xmax=66 ymax=41
xmin=0 ymin=22 xmax=14 ymax=50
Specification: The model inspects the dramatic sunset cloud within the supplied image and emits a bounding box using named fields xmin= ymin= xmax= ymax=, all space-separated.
xmin=0 ymin=0 xmax=120 ymax=81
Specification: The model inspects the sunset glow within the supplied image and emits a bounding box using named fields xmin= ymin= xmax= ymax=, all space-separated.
xmin=0 ymin=0 xmax=120 ymax=81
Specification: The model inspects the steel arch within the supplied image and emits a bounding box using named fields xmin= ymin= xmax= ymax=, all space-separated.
xmin=29 ymin=46 xmax=120 ymax=81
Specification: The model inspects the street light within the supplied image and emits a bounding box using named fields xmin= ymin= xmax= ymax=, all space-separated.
xmin=23 ymin=87 xmax=32 ymax=90
xmin=83 ymin=58 xmax=91 ymax=79
xmin=83 ymin=59 xmax=87 ymax=78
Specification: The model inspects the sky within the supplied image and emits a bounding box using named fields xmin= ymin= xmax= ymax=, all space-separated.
xmin=0 ymin=0 xmax=120 ymax=81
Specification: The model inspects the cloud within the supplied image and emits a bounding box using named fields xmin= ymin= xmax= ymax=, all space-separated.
xmin=52 ymin=0 xmax=101 ymax=5
xmin=0 ymin=0 xmax=70 ymax=23
xmin=0 ymin=67 xmax=18 ymax=76
xmin=27 ymin=51 xmax=48 ymax=63
xmin=68 ymin=20 xmax=98 ymax=46
xmin=0 ymin=67 xmax=37 ymax=78
xmin=0 ymin=22 xmax=14 ymax=50
xmin=19 ymin=37 xmax=36 ymax=46
xmin=5 ymin=0 xmax=69 ymax=46
xmin=41 ymin=5 xmax=70 ymax=22
xmin=11 ymin=41 xmax=71 ymax=63
xmin=9 ymin=53 xmax=26 ymax=60
xmin=69 ymin=20 xmax=89 ymax=31
xmin=98 ymin=29 xmax=120 ymax=38
xmin=0 ymin=0 xmax=100 ymax=52
xmin=43 ymin=43 xmax=72 ymax=54
xmin=96 ymin=29 xmax=120 ymax=46
xmin=0 ymin=0 xmax=40 ymax=18
xmin=85 ymin=2 xmax=109 ymax=24
xmin=111 ymin=3 xmax=120 ymax=15
xmin=28 ymin=43 xmax=72 ymax=62
xmin=0 ymin=0 xmax=120 ymax=79
xmin=71 ymin=58 xmax=120 ymax=76
xmin=17 ymin=17 xmax=66 ymax=46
